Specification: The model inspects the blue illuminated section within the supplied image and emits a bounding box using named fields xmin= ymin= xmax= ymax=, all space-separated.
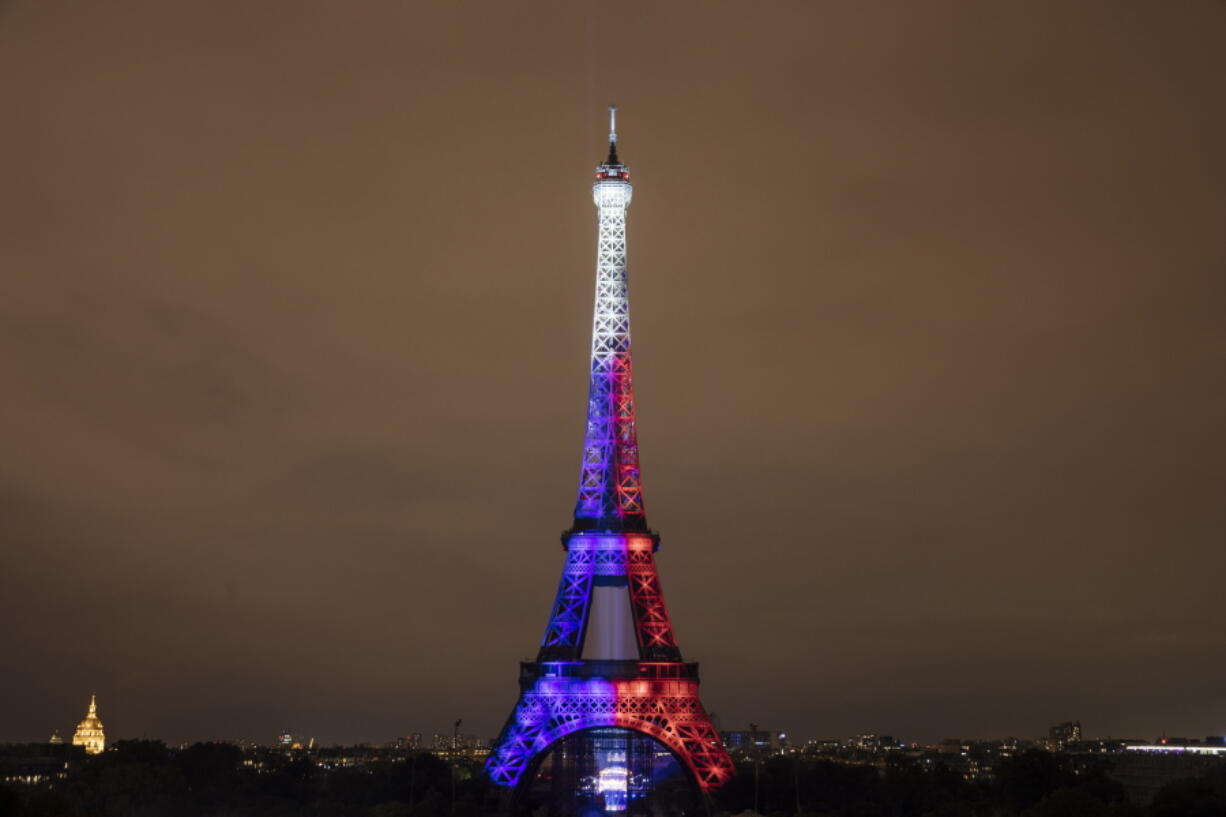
xmin=485 ymin=673 xmax=619 ymax=787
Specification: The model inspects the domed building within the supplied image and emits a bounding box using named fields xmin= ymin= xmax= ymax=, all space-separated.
xmin=71 ymin=695 xmax=105 ymax=754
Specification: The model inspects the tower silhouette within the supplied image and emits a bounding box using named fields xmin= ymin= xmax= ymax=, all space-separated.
xmin=486 ymin=109 xmax=735 ymax=804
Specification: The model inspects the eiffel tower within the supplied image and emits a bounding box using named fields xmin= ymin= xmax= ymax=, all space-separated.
xmin=486 ymin=108 xmax=735 ymax=811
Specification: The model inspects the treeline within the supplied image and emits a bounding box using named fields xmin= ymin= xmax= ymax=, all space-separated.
xmin=0 ymin=740 xmax=487 ymax=817
xmin=2 ymin=742 xmax=1225 ymax=817
xmin=708 ymin=750 xmax=1226 ymax=817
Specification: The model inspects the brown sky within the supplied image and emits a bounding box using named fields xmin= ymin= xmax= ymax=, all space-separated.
xmin=1 ymin=0 xmax=1224 ymax=746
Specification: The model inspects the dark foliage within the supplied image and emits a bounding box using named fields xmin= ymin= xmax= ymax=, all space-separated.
xmin=1148 ymin=765 xmax=1226 ymax=817
xmin=708 ymin=749 xmax=1136 ymax=817
xmin=2 ymin=741 xmax=482 ymax=817
xmin=0 ymin=743 xmax=1216 ymax=817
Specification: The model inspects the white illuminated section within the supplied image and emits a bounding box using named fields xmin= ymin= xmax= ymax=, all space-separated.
xmin=581 ymin=583 xmax=639 ymax=660
xmin=589 ymin=134 xmax=632 ymax=383
xmin=597 ymin=765 xmax=629 ymax=812
xmin=598 ymin=766 xmax=628 ymax=792
xmin=1125 ymin=744 xmax=1226 ymax=755
xmin=575 ymin=106 xmax=640 ymax=521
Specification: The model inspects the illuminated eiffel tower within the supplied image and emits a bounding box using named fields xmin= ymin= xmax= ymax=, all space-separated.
xmin=486 ymin=108 xmax=734 ymax=811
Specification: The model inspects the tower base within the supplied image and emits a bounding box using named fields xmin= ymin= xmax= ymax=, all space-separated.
xmin=514 ymin=726 xmax=701 ymax=817
xmin=486 ymin=661 xmax=734 ymax=798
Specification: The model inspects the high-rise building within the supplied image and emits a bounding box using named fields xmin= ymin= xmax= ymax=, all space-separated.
xmin=1048 ymin=721 xmax=1082 ymax=747
xmin=71 ymin=695 xmax=105 ymax=755
xmin=485 ymin=108 xmax=734 ymax=815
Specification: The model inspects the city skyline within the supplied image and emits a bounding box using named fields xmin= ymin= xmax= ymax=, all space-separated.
xmin=24 ymin=702 xmax=1226 ymax=760
xmin=31 ymin=692 xmax=1223 ymax=754
xmin=2 ymin=1 xmax=1225 ymax=748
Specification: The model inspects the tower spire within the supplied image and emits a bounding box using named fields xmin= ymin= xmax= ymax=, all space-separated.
xmin=606 ymin=104 xmax=620 ymax=165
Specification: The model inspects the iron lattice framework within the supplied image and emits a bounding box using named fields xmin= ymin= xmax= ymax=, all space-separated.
xmin=486 ymin=109 xmax=735 ymax=795
xmin=539 ymin=535 xmax=679 ymax=662
xmin=574 ymin=120 xmax=643 ymax=530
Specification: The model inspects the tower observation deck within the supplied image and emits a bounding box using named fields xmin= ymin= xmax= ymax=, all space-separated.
xmin=486 ymin=108 xmax=734 ymax=815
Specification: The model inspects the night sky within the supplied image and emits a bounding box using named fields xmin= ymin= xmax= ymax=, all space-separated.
xmin=2 ymin=1 xmax=1224 ymax=747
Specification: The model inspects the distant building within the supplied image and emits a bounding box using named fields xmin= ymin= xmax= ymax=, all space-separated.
xmin=0 ymin=743 xmax=85 ymax=785
xmin=721 ymin=730 xmax=776 ymax=754
xmin=938 ymin=739 xmax=968 ymax=756
xmin=48 ymin=731 xmax=64 ymax=745
xmin=1110 ymin=749 xmax=1226 ymax=806
xmin=71 ymin=695 xmax=105 ymax=755
xmin=430 ymin=733 xmax=490 ymax=762
xmin=1048 ymin=721 xmax=1082 ymax=747
xmin=849 ymin=734 xmax=898 ymax=751
xmin=277 ymin=732 xmax=312 ymax=750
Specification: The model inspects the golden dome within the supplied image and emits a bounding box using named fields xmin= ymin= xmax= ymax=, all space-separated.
xmin=71 ymin=694 xmax=105 ymax=755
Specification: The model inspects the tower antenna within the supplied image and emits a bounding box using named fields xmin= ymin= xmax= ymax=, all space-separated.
xmin=605 ymin=105 xmax=620 ymax=165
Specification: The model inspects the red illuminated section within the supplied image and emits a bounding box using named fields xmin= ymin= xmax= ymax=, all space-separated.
xmin=610 ymin=678 xmax=735 ymax=790
xmin=625 ymin=537 xmax=678 ymax=657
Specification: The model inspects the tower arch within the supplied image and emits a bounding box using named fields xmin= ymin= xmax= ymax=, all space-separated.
xmin=514 ymin=726 xmax=702 ymax=817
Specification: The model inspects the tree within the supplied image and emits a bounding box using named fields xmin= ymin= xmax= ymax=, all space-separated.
xmin=1150 ymin=765 xmax=1226 ymax=817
